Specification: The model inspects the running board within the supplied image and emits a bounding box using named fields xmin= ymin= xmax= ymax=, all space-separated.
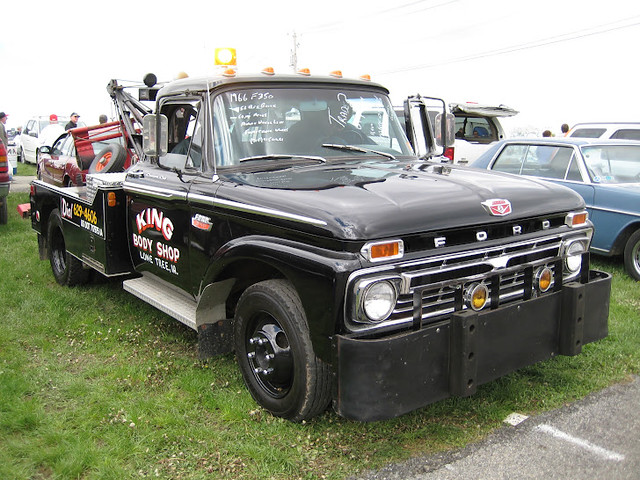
xmin=123 ymin=275 xmax=197 ymax=330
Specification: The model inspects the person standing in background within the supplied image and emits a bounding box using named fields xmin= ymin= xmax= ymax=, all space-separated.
xmin=99 ymin=114 xmax=108 ymax=124
xmin=65 ymin=112 xmax=80 ymax=130
xmin=561 ymin=123 xmax=570 ymax=136
xmin=0 ymin=112 xmax=8 ymax=146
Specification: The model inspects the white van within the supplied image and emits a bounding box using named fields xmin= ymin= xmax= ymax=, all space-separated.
xmin=567 ymin=123 xmax=640 ymax=141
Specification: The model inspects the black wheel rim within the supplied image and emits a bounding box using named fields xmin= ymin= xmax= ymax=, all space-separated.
xmin=51 ymin=228 xmax=66 ymax=276
xmin=245 ymin=312 xmax=293 ymax=399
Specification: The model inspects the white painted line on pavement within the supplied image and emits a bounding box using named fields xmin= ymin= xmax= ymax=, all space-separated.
xmin=504 ymin=413 xmax=529 ymax=426
xmin=535 ymin=424 xmax=625 ymax=462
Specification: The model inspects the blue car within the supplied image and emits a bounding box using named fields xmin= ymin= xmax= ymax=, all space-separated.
xmin=471 ymin=137 xmax=640 ymax=280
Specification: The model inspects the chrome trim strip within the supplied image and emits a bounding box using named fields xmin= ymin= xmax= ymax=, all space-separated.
xmin=587 ymin=204 xmax=640 ymax=218
xmin=188 ymin=192 xmax=328 ymax=227
xmin=123 ymin=182 xmax=188 ymax=201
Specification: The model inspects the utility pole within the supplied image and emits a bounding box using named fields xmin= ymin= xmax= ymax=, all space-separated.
xmin=289 ymin=31 xmax=299 ymax=72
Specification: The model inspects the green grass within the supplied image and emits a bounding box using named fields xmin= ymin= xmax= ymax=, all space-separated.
xmin=1 ymin=188 xmax=639 ymax=480
xmin=15 ymin=161 xmax=37 ymax=177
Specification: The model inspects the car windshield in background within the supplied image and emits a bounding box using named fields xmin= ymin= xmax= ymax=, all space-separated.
xmin=212 ymin=87 xmax=413 ymax=166
xmin=581 ymin=145 xmax=640 ymax=184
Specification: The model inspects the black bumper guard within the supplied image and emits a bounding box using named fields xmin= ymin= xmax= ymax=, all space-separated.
xmin=334 ymin=254 xmax=611 ymax=422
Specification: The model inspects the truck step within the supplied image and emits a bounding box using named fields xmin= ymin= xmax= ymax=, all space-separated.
xmin=123 ymin=275 xmax=197 ymax=330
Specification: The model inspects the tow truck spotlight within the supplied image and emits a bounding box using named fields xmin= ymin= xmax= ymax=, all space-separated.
xmin=465 ymin=283 xmax=489 ymax=311
xmin=214 ymin=48 xmax=237 ymax=66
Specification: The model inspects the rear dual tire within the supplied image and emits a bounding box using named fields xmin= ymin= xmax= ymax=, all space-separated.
xmin=47 ymin=209 xmax=91 ymax=286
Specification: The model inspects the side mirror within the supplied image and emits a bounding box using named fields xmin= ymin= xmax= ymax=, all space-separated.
xmin=434 ymin=112 xmax=456 ymax=147
xmin=39 ymin=146 xmax=51 ymax=155
xmin=143 ymin=114 xmax=168 ymax=156
xmin=29 ymin=131 xmax=38 ymax=138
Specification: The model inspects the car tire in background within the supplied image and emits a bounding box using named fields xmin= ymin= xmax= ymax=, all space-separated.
xmin=89 ymin=145 xmax=127 ymax=174
xmin=623 ymin=229 xmax=640 ymax=281
xmin=0 ymin=199 xmax=7 ymax=225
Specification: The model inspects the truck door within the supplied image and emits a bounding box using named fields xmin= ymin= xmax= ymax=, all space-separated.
xmin=125 ymin=100 xmax=203 ymax=291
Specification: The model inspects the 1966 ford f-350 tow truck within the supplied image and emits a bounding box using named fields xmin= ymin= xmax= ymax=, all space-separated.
xmin=30 ymin=65 xmax=611 ymax=422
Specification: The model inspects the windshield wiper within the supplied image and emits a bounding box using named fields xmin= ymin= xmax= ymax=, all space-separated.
xmin=239 ymin=154 xmax=326 ymax=164
xmin=321 ymin=144 xmax=396 ymax=160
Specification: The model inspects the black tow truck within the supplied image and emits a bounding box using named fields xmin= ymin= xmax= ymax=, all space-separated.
xmin=30 ymin=70 xmax=611 ymax=422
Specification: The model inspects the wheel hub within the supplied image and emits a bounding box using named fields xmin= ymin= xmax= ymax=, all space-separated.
xmin=247 ymin=321 xmax=292 ymax=397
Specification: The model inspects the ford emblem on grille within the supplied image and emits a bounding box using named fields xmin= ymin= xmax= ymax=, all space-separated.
xmin=482 ymin=199 xmax=512 ymax=216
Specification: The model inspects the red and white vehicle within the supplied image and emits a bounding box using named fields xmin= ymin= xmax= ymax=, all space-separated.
xmin=37 ymin=121 xmax=135 ymax=187
xmin=0 ymin=139 xmax=10 ymax=224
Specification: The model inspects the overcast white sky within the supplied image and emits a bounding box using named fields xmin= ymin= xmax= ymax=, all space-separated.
xmin=2 ymin=0 xmax=639 ymax=136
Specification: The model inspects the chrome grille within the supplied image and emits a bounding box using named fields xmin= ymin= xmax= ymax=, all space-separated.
xmin=348 ymin=234 xmax=567 ymax=332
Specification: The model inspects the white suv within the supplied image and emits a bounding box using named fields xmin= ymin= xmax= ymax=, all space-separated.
xmin=20 ymin=116 xmax=85 ymax=164
xmin=450 ymin=102 xmax=518 ymax=164
xmin=567 ymin=122 xmax=640 ymax=141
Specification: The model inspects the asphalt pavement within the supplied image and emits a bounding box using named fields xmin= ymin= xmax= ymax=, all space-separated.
xmin=351 ymin=376 xmax=640 ymax=480
xmin=10 ymin=175 xmax=35 ymax=193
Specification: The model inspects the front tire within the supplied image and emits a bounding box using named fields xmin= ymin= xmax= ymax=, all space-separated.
xmin=47 ymin=209 xmax=91 ymax=286
xmin=623 ymin=229 xmax=640 ymax=281
xmin=234 ymin=280 xmax=331 ymax=421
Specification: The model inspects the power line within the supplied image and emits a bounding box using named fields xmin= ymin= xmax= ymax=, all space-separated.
xmin=379 ymin=15 xmax=640 ymax=74
xmin=302 ymin=0 xmax=458 ymax=34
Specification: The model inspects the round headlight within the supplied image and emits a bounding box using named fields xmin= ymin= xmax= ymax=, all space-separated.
xmin=362 ymin=281 xmax=397 ymax=322
xmin=565 ymin=241 xmax=586 ymax=273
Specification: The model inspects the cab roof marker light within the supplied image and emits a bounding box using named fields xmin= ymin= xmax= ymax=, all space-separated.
xmin=261 ymin=67 xmax=275 ymax=75
xmin=330 ymin=70 xmax=343 ymax=78
xmin=360 ymin=74 xmax=371 ymax=81
xmin=297 ymin=68 xmax=311 ymax=76
xmin=565 ymin=211 xmax=588 ymax=227
xmin=361 ymin=240 xmax=404 ymax=262
xmin=222 ymin=68 xmax=236 ymax=77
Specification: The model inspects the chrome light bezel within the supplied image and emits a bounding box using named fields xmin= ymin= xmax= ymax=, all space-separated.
xmin=353 ymin=277 xmax=400 ymax=324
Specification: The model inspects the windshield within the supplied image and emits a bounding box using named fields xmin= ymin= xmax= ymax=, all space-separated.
xmin=581 ymin=145 xmax=640 ymax=184
xmin=212 ymin=87 xmax=413 ymax=167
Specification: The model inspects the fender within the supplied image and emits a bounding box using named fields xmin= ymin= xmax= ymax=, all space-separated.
xmin=200 ymin=235 xmax=362 ymax=362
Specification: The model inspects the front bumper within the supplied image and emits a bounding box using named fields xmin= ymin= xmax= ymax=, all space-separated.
xmin=334 ymin=269 xmax=611 ymax=422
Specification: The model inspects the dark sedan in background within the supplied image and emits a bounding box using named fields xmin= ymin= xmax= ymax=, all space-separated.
xmin=471 ymin=138 xmax=640 ymax=280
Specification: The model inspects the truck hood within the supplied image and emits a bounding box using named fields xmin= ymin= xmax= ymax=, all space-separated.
xmin=218 ymin=161 xmax=586 ymax=240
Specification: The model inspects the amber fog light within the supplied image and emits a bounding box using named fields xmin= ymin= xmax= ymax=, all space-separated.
xmin=465 ymin=283 xmax=488 ymax=311
xmin=535 ymin=266 xmax=553 ymax=292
